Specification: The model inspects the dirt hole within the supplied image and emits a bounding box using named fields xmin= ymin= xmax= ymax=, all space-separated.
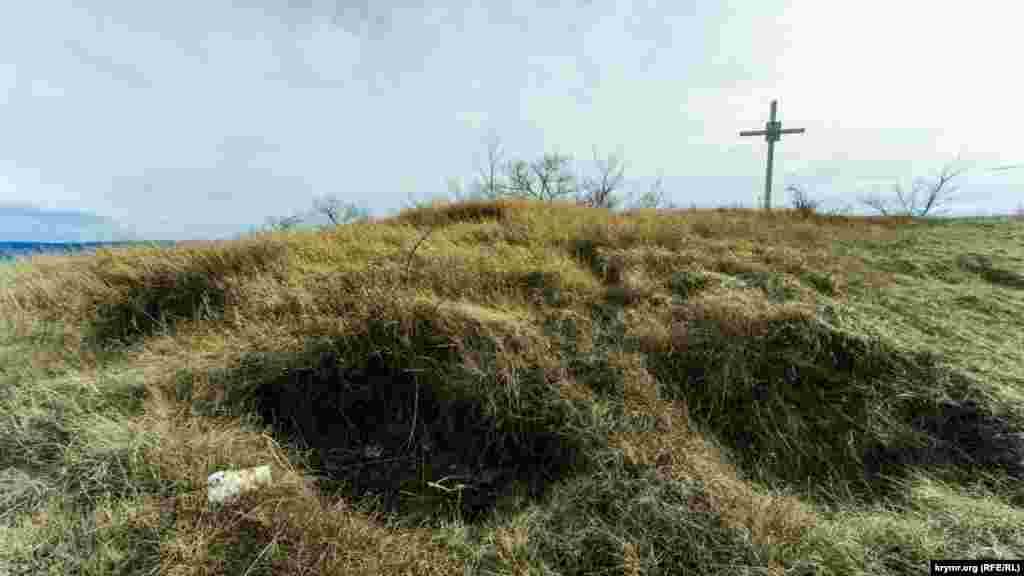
xmin=250 ymin=348 xmax=586 ymax=525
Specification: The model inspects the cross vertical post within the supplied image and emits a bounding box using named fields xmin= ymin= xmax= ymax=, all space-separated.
xmin=740 ymin=100 xmax=806 ymax=211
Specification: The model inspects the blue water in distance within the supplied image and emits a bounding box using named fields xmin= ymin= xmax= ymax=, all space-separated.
xmin=0 ymin=241 xmax=177 ymax=262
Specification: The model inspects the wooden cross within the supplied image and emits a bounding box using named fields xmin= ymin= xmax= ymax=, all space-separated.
xmin=740 ymin=100 xmax=805 ymax=211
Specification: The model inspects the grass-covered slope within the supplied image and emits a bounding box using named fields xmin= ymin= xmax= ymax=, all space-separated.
xmin=1 ymin=198 xmax=1023 ymax=575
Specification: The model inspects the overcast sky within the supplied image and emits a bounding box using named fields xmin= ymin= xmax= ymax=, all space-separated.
xmin=1 ymin=0 xmax=1021 ymax=241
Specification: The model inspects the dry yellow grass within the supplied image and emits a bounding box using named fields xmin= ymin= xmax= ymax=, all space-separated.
xmin=1 ymin=199 xmax=1023 ymax=575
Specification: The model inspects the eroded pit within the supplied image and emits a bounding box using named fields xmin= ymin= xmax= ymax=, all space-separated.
xmin=250 ymin=343 xmax=591 ymax=525
xmin=645 ymin=316 xmax=1024 ymax=504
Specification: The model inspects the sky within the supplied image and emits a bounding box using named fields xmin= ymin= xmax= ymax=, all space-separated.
xmin=0 ymin=0 xmax=1021 ymax=241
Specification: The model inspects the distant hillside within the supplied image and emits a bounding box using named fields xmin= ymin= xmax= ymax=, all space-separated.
xmin=0 ymin=203 xmax=140 ymax=243
xmin=0 ymin=240 xmax=176 ymax=261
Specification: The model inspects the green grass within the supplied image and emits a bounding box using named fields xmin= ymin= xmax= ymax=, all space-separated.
xmin=1 ymin=198 xmax=1023 ymax=575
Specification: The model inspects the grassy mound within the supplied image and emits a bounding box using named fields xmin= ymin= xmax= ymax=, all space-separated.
xmin=2 ymin=198 xmax=1023 ymax=575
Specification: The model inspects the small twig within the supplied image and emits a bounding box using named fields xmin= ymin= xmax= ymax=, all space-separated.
xmin=404 ymin=227 xmax=435 ymax=282
xmin=242 ymin=534 xmax=279 ymax=576
xmin=427 ymin=475 xmax=472 ymax=493
xmin=405 ymin=373 xmax=419 ymax=451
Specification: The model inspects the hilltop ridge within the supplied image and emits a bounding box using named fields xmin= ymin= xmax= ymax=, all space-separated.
xmin=1 ymin=198 xmax=1023 ymax=575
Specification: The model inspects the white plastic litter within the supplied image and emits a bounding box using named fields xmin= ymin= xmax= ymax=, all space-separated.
xmin=207 ymin=465 xmax=272 ymax=508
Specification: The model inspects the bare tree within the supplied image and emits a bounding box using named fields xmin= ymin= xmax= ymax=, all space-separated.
xmin=450 ymin=132 xmax=509 ymax=203
xmin=504 ymin=159 xmax=534 ymax=198
xmin=503 ymin=152 xmax=576 ymax=202
xmin=624 ymin=174 xmax=672 ymax=210
xmin=312 ymin=194 xmax=343 ymax=224
xmin=532 ymin=152 xmax=576 ymax=201
xmin=449 ymin=136 xmax=674 ymax=211
xmin=312 ymin=194 xmax=370 ymax=225
xmin=473 ymin=131 xmax=507 ymax=200
xmin=265 ymin=213 xmax=305 ymax=231
xmin=577 ymin=146 xmax=627 ymax=209
xmin=858 ymin=187 xmax=895 ymax=216
xmin=858 ymin=155 xmax=968 ymax=217
xmin=785 ymin=183 xmax=822 ymax=216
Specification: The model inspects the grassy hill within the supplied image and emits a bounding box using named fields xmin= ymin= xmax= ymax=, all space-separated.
xmin=1 ymin=198 xmax=1023 ymax=575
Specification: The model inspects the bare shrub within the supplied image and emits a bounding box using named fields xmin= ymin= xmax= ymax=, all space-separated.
xmin=858 ymin=155 xmax=967 ymax=217
xmin=312 ymin=194 xmax=371 ymax=226
xmin=264 ymin=213 xmax=305 ymax=231
xmin=786 ymin=184 xmax=822 ymax=217
xmin=577 ymin=146 xmax=627 ymax=209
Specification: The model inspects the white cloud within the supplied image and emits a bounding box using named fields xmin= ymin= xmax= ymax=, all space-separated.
xmin=0 ymin=1 xmax=1020 ymax=241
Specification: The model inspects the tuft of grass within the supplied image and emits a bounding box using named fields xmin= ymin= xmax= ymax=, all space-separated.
xmin=1 ymin=198 xmax=1022 ymax=574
